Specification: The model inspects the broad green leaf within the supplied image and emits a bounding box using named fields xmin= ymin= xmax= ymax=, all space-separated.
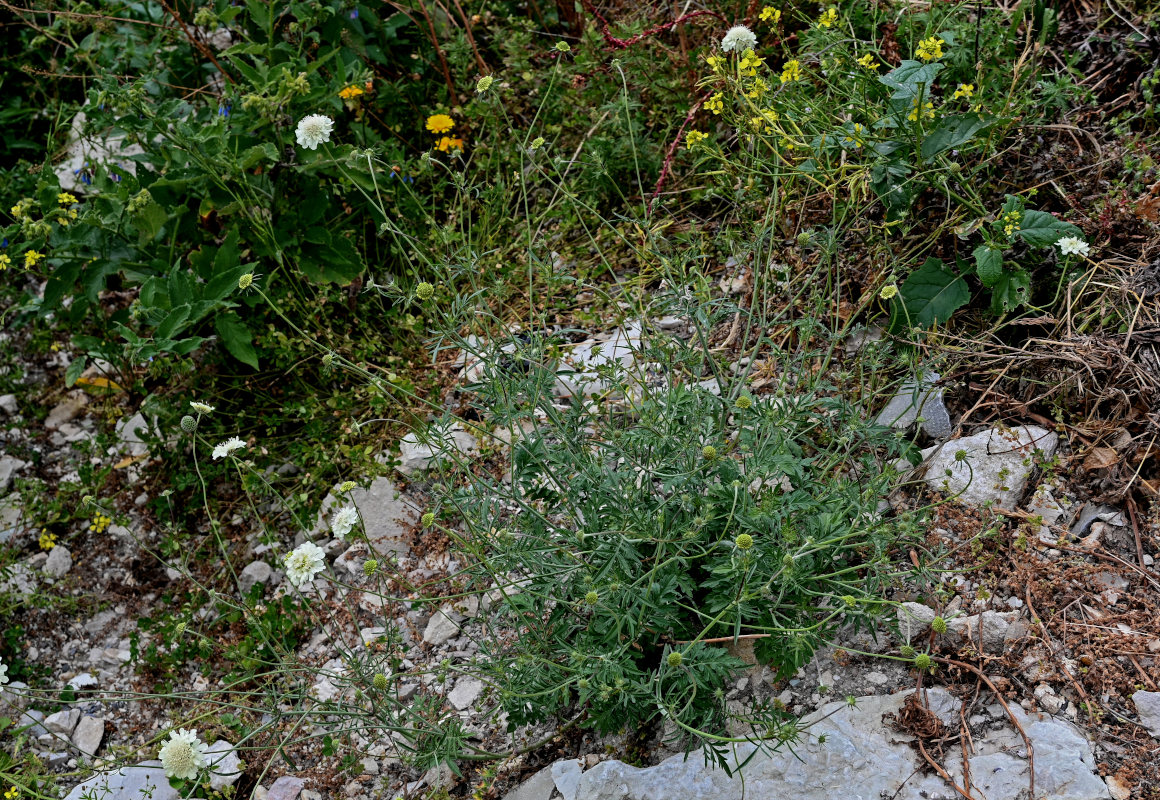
xmin=156 ymin=304 xmax=192 ymax=340
xmin=973 ymin=245 xmax=1004 ymax=287
xmin=215 ymin=313 xmax=259 ymax=369
xmin=879 ymin=60 xmax=943 ymax=99
xmin=298 ymin=234 xmax=364 ymax=284
xmin=989 ymin=268 xmax=1032 ymax=314
xmin=920 ymin=113 xmax=999 ymax=160
xmin=132 ymin=202 xmax=169 ymax=244
xmin=890 ymin=258 xmax=970 ymax=331
xmin=1015 ymin=210 xmax=1082 ymax=248
xmin=64 ymin=356 xmax=87 ymax=388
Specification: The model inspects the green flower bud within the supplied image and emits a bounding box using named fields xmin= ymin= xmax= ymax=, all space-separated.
xmin=338 ymin=481 xmax=357 ymax=493
xmin=734 ymin=395 xmax=753 ymax=410
xmin=932 ymin=616 xmax=948 ymax=634
xmin=842 ymin=595 xmax=857 ymax=608
xmin=372 ymin=673 xmax=389 ymax=691
xmin=734 ymin=533 xmax=754 ymax=550
xmin=475 ymin=75 xmax=494 ymax=93
xmin=584 ymin=590 xmax=599 ymax=605
xmin=180 ymin=415 xmax=197 ymax=433
xmin=667 ymin=651 xmax=683 ymax=668
xmin=421 ymin=512 xmax=435 ymax=528
xmin=900 ymin=645 xmax=916 ymax=658
xmin=363 ymin=559 xmax=379 ymax=576
xmin=415 ymin=282 xmax=434 ymax=301
xmin=914 ymin=653 xmax=932 ymax=671
xmin=702 ymin=445 xmax=718 ymax=460
xmin=555 ymin=41 xmax=571 ymax=52
xmin=238 ymin=273 xmax=254 ymax=290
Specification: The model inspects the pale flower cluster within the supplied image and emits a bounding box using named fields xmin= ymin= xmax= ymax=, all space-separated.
xmin=1055 ymin=236 xmax=1090 ymax=256
xmin=295 ymin=114 xmax=334 ymax=150
xmin=158 ymin=728 xmax=208 ymax=780
xmin=331 ymin=506 xmax=360 ymax=539
xmin=285 ymin=541 xmax=326 ymax=587
xmin=721 ymin=25 xmax=757 ymax=53
xmin=212 ymin=436 xmax=247 ymax=460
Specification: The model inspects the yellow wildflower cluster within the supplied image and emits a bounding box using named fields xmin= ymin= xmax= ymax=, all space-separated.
xmin=24 ymin=250 xmax=45 ymax=268
xmin=705 ymin=54 xmax=725 ymax=72
xmin=57 ymin=192 xmax=77 ymax=205
xmin=685 ymin=130 xmax=708 ymax=148
xmin=338 ymin=84 xmax=365 ymax=100
xmin=908 ymin=98 xmax=935 ymax=122
xmin=816 ymin=7 xmax=838 ymax=28
xmin=39 ymin=529 xmax=58 ymax=551
xmin=89 ymin=513 xmax=112 ymax=534
xmin=746 ymin=77 xmax=769 ymax=100
xmin=857 ymin=53 xmax=880 ymax=71
xmin=738 ymin=49 xmax=765 ymax=77
xmin=10 ymin=198 xmax=34 ymax=220
xmin=915 ymin=36 xmax=945 ymax=62
xmin=780 ymin=59 xmax=802 ymax=84
xmin=953 ymin=83 xmax=975 ymax=100
xmin=705 ymin=92 xmax=725 ymax=115
xmin=759 ymin=7 xmax=781 ymax=23
xmin=1000 ymin=209 xmax=1022 ymax=236
xmin=842 ymin=122 xmax=866 ymax=148
xmin=0 ymin=254 xmax=10 ymax=271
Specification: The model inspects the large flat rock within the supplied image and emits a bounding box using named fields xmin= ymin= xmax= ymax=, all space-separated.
xmin=921 ymin=425 xmax=1058 ymax=508
xmin=573 ymin=688 xmax=1108 ymax=800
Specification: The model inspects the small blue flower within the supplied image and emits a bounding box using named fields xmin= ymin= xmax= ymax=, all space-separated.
xmin=350 ymin=8 xmax=358 ymax=18
xmin=218 ymin=104 xmax=232 ymax=117
xmin=1 ymin=238 xmax=7 ymax=248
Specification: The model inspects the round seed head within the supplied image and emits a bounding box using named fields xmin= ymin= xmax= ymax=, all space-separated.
xmin=372 ymin=673 xmax=389 ymax=691
xmin=180 ymin=415 xmax=197 ymax=433
xmin=667 ymin=651 xmax=683 ymax=668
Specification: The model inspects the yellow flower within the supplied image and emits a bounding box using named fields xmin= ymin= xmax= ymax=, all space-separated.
xmin=685 ymin=130 xmax=708 ymax=148
xmin=57 ymin=192 xmax=77 ymax=205
xmin=842 ymin=122 xmax=865 ymax=148
xmin=779 ymin=59 xmax=802 ymax=84
xmin=435 ymin=136 xmax=464 ymax=153
xmin=705 ymin=54 xmax=725 ymax=72
xmin=745 ymin=77 xmax=769 ymax=100
xmin=857 ymin=53 xmax=880 ymax=71
xmin=338 ymin=85 xmax=365 ymax=100
xmin=816 ymin=7 xmax=838 ymax=28
xmin=425 ymin=114 xmax=454 ymax=134
xmin=704 ymin=92 xmax=725 ymax=115
xmin=39 ymin=529 xmax=57 ymax=551
xmin=10 ymin=199 xmax=33 ymax=220
xmin=953 ymin=83 xmax=975 ymax=100
xmin=759 ymin=7 xmax=781 ymax=23
xmin=908 ymin=97 xmax=935 ymax=122
xmin=738 ymin=49 xmax=765 ymax=77
xmin=0 ymin=254 xmax=10 ymax=271
xmin=915 ymin=36 xmax=945 ymax=62
xmin=23 ymin=250 xmax=45 ymax=268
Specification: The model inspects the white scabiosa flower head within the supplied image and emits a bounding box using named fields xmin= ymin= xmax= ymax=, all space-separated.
xmin=190 ymin=401 xmax=215 ymax=414
xmin=0 ymin=658 xmax=8 ymax=685
xmin=330 ymin=506 xmax=359 ymax=539
xmin=721 ymin=25 xmax=757 ymax=53
xmin=1055 ymin=236 xmax=1090 ymax=257
xmin=295 ymin=114 xmax=334 ymax=150
xmin=158 ymin=728 xmax=208 ymax=780
xmin=211 ymin=436 xmax=247 ymax=460
xmin=284 ymin=541 xmax=326 ymax=587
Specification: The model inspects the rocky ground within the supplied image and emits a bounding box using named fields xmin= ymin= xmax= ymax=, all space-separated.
xmin=2 ymin=321 xmax=1159 ymax=800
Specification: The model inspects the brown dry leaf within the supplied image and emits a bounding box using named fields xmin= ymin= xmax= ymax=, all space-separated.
xmin=1136 ymin=181 xmax=1160 ymax=222
xmin=1083 ymin=447 xmax=1119 ymax=471
xmin=114 ymin=454 xmax=149 ymax=469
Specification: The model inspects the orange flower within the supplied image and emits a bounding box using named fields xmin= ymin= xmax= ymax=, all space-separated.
xmin=338 ymin=85 xmax=365 ymax=100
xmin=435 ymin=136 xmax=464 ymax=153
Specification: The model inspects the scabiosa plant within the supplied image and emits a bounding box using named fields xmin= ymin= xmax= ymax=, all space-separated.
xmin=158 ymin=728 xmax=208 ymax=780
xmin=284 ymin=541 xmax=326 ymax=587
